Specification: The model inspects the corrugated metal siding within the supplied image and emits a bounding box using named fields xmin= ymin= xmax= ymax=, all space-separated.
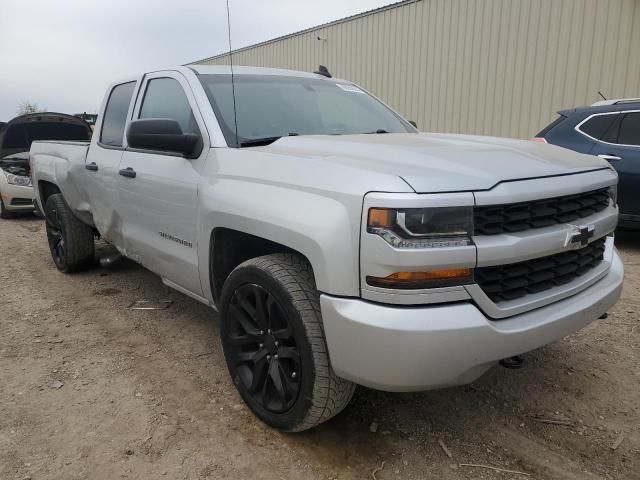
xmin=194 ymin=0 xmax=640 ymax=138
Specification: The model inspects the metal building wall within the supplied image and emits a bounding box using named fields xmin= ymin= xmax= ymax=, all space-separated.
xmin=194 ymin=0 xmax=640 ymax=139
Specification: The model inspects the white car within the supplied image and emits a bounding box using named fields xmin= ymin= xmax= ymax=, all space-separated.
xmin=31 ymin=66 xmax=623 ymax=431
xmin=0 ymin=113 xmax=92 ymax=218
xmin=0 ymin=152 xmax=35 ymax=218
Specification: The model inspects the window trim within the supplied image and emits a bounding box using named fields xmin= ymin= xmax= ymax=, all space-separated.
xmin=575 ymin=110 xmax=640 ymax=148
xmin=130 ymin=75 xmax=205 ymax=158
xmin=98 ymin=81 xmax=137 ymax=150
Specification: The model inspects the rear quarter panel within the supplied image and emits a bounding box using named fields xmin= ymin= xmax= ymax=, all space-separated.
xmin=544 ymin=114 xmax=596 ymax=154
xmin=31 ymin=141 xmax=92 ymax=222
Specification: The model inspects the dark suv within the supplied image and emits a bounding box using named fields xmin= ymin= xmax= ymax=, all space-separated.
xmin=535 ymin=99 xmax=640 ymax=229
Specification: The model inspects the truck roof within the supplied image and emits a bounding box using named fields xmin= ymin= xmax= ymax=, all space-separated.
xmin=189 ymin=64 xmax=349 ymax=81
xmin=106 ymin=65 xmax=352 ymax=93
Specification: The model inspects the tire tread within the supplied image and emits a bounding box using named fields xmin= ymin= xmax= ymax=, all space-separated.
xmin=45 ymin=194 xmax=94 ymax=272
xmin=234 ymin=253 xmax=356 ymax=431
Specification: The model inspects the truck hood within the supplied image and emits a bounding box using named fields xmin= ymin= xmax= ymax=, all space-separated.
xmin=260 ymin=133 xmax=610 ymax=192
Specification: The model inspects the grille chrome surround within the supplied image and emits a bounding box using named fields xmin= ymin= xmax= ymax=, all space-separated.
xmin=474 ymin=188 xmax=610 ymax=236
xmin=476 ymin=237 xmax=606 ymax=303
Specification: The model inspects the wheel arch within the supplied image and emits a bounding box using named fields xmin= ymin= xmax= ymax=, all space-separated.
xmin=209 ymin=227 xmax=309 ymax=304
xmin=37 ymin=180 xmax=61 ymax=207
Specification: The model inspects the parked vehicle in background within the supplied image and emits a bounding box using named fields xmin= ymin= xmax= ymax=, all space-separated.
xmin=31 ymin=66 xmax=622 ymax=431
xmin=0 ymin=113 xmax=92 ymax=218
xmin=74 ymin=112 xmax=98 ymax=129
xmin=535 ymin=98 xmax=640 ymax=229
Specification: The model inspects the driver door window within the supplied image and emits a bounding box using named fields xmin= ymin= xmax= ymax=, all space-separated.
xmin=139 ymin=78 xmax=200 ymax=135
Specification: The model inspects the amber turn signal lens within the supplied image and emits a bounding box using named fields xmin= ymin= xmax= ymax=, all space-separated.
xmin=367 ymin=268 xmax=473 ymax=289
xmin=368 ymin=208 xmax=392 ymax=228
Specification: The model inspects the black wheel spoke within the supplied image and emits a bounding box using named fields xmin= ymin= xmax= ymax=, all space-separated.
xmin=268 ymin=360 xmax=287 ymax=407
xmin=278 ymin=362 xmax=298 ymax=397
xmin=253 ymin=285 xmax=269 ymax=329
xmin=248 ymin=356 xmax=269 ymax=394
xmin=272 ymin=324 xmax=293 ymax=340
xmin=236 ymin=348 xmax=266 ymax=365
xmin=228 ymin=333 xmax=258 ymax=346
xmin=225 ymin=283 xmax=302 ymax=414
xmin=229 ymin=304 xmax=260 ymax=336
xmin=277 ymin=346 xmax=300 ymax=363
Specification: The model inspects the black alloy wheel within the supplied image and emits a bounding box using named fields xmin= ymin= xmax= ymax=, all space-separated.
xmin=46 ymin=203 xmax=65 ymax=267
xmin=226 ymin=283 xmax=302 ymax=413
xmin=220 ymin=254 xmax=356 ymax=431
xmin=44 ymin=194 xmax=95 ymax=273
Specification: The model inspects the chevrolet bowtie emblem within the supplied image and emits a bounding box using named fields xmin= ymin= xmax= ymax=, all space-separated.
xmin=566 ymin=224 xmax=595 ymax=247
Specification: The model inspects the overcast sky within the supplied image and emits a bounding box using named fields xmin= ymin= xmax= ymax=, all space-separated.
xmin=0 ymin=0 xmax=394 ymax=121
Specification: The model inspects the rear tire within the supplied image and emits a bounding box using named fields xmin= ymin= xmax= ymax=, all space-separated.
xmin=220 ymin=253 xmax=356 ymax=431
xmin=44 ymin=194 xmax=95 ymax=272
xmin=0 ymin=198 xmax=17 ymax=219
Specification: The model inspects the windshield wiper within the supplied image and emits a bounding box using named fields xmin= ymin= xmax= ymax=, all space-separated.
xmin=239 ymin=133 xmax=299 ymax=148
xmin=363 ymin=129 xmax=390 ymax=134
xmin=239 ymin=136 xmax=282 ymax=147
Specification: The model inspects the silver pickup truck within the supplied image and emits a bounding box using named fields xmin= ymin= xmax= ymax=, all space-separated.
xmin=31 ymin=65 xmax=623 ymax=431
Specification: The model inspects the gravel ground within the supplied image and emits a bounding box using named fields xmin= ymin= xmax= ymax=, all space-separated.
xmin=1 ymin=214 xmax=638 ymax=480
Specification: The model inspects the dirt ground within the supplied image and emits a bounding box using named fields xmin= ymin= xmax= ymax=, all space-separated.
xmin=1 ymin=215 xmax=638 ymax=480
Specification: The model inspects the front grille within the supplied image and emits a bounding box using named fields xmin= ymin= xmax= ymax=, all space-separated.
xmin=10 ymin=198 xmax=33 ymax=206
xmin=476 ymin=237 xmax=606 ymax=303
xmin=474 ymin=188 xmax=610 ymax=235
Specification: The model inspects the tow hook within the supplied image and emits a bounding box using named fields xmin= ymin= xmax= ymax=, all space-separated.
xmin=598 ymin=313 xmax=608 ymax=319
xmin=500 ymin=355 xmax=524 ymax=369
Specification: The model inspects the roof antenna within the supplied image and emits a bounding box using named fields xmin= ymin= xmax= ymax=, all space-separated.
xmin=314 ymin=65 xmax=332 ymax=78
xmin=226 ymin=0 xmax=239 ymax=147
xmin=598 ymin=91 xmax=607 ymax=101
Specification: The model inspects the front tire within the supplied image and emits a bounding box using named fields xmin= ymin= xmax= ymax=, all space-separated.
xmin=44 ymin=194 xmax=95 ymax=272
xmin=220 ymin=253 xmax=356 ymax=431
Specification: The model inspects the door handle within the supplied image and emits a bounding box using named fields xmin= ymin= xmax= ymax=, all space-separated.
xmin=85 ymin=162 xmax=98 ymax=171
xmin=118 ymin=167 xmax=137 ymax=178
xmin=598 ymin=154 xmax=621 ymax=161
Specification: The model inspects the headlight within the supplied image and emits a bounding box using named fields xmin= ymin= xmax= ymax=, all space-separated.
xmin=607 ymin=185 xmax=617 ymax=205
xmin=367 ymin=206 xmax=474 ymax=248
xmin=5 ymin=173 xmax=32 ymax=187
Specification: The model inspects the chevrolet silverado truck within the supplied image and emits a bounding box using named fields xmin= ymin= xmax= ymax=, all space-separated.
xmin=31 ymin=66 xmax=623 ymax=431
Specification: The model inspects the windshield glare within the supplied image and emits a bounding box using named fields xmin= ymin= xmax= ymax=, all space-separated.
xmin=199 ymin=74 xmax=414 ymax=146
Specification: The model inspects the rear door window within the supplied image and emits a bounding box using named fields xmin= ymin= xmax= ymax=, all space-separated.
xmin=100 ymin=82 xmax=136 ymax=147
xmin=578 ymin=114 xmax=618 ymax=140
xmin=617 ymin=112 xmax=640 ymax=146
xmin=139 ymin=78 xmax=200 ymax=135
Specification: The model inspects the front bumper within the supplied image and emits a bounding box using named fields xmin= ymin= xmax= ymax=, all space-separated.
xmin=1 ymin=183 xmax=35 ymax=211
xmin=321 ymin=248 xmax=623 ymax=392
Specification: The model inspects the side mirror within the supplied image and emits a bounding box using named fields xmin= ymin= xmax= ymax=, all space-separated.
xmin=126 ymin=118 xmax=202 ymax=158
xmin=409 ymin=120 xmax=418 ymax=129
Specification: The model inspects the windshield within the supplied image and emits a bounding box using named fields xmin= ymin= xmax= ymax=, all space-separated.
xmin=198 ymin=74 xmax=415 ymax=147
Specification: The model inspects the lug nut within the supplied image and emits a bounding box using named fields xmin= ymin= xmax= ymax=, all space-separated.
xmin=267 ymin=329 xmax=272 ymax=334
xmin=274 ymin=341 xmax=279 ymax=347
xmin=259 ymin=343 xmax=264 ymax=349
xmin=274 ymin=354 xmax=278 ymax=359
xmin=260 ymin=330 xmax=264 ymax=335
xmin=267 ymin=355 xmax=271 ymax=360
xmin=291 ymin=372 xmax=297 ymax=378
